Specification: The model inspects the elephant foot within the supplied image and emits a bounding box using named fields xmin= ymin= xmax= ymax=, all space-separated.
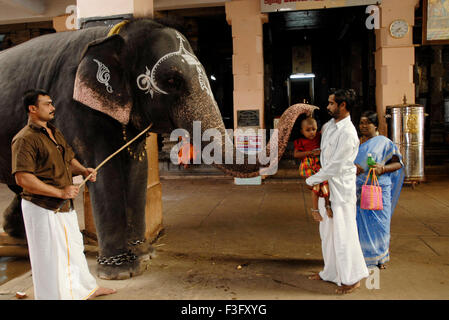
xmin=3 ymin=194 xmax=26 ymax=239
xmin=96 ymin=251 xmax=149 ymax=280
xmin=129 ymin=239 xmax=157 ymax=262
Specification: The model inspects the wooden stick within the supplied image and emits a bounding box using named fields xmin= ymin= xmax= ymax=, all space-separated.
xmin=78 ymin=123 xmax=153 ymax=189
xmin=54 ymin=123 xmax=153 ymax=213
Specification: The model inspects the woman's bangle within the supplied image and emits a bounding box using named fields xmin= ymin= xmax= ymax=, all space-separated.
xmin=311 ymin=208 xmax=320 ymax=212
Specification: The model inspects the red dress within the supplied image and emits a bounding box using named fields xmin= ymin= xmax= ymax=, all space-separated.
xmin=294 ymin=132 xmax=322 ymax=178
xmin=294 ymin=132 xmax=321 ymax=153
xmin=294 ymin=132 xmax=329 ymax=197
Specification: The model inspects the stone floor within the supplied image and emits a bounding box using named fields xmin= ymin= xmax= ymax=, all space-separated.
xmin=0 ymin=174 xmax=448 ymax=301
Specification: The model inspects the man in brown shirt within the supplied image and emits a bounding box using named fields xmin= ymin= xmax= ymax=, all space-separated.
xmin=11 ymin=89 xmax=115 ymax=299
xmin=12 ymin=117 xmax=79 ymax=212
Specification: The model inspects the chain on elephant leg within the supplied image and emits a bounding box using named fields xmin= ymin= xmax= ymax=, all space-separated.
xmin=96 ymin=250 xmax=147 ymax=280
xmin=128 ymin=238 xmax=155 ymax=268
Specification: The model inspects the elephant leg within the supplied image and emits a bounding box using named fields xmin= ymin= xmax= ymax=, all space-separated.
xmin=88 ymin=158 xmax=142 ymax=280
xmin=2 ymin=186 xmax=26 ymax=239
xmin=124 ymin=145 xmax=154 ymax=271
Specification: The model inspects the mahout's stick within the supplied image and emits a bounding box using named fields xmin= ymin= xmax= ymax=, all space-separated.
xmin=54 ymin=123 xmax=153 ymax=213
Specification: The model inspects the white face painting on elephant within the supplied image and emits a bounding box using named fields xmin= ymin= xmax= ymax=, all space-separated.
xmin=93 ymin=58 xmax=113 ymax=94
xmin=136 ymin=31 xmax=213 ymax=99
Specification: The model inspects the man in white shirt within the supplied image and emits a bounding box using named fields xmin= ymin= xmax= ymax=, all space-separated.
xmin=306 ymin=89 xmax=368 ymax=294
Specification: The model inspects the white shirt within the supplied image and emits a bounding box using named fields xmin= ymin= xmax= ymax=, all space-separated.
xmin=305 ymin=115 xmax=359 ymax=204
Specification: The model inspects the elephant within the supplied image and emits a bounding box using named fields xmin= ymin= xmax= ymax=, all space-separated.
xmin=0 ymin=18 xmax=317 ymax=279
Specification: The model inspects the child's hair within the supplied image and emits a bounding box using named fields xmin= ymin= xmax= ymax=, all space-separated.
xmin=300 ymin=117 xmax=317 ymax=130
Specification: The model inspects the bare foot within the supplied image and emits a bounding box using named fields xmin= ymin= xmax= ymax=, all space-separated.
xmin=88 ymin=287 xmax=117 ymax=299
xmin=336 ymin=281 xmax=360 ymax=294
xmin=308 ymin=273 xmax=322 ymax=281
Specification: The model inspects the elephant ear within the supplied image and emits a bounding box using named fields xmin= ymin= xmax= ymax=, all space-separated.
xmin=74 ymin=34 xmax=132 ymax=125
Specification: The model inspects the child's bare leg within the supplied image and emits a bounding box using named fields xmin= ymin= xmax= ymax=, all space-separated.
xmin=320 ymin=183 xmax=333 ymax=218
xmin=311 ymin=187 xmax=322 ymax=222
xmin=324 ymin=196 xmax=333 ymax=218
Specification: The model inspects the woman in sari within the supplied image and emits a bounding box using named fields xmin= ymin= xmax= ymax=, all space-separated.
xmin=355 ymin=111 xmax=404 ymax=269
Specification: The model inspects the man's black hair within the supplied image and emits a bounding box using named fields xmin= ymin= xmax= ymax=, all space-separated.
xmin=23 ymin=89 xmax=49 ymax=113
xmin=361 ymin=110 xmax=378 ymax=128
xmin=329 ymin=88 xmax=357 ymax=112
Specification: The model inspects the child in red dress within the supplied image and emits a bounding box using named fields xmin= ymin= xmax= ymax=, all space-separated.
xmin=294 ymin=117 xmax=333 ymax=220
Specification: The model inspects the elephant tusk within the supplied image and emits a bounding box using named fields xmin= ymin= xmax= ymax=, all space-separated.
xmin=54 ymin=123 xmax=154 ymax=213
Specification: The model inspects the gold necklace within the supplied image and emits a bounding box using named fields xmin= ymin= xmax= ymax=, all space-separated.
xmin=122 ymin=125 xmax=149 ymax=162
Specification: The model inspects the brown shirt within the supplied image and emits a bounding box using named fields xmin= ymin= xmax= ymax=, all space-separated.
xmin=11 ymin=120 xmax=76 ymax=212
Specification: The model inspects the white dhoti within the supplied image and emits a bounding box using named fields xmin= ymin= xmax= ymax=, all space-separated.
xmin=22 ymin=199 xmax=98 ymax=300
xmin=317 ymin=197 xmax=369 ymax=286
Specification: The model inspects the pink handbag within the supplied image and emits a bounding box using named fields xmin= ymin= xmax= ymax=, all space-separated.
xmin=360 ymin=168 xmax=383 ymax=210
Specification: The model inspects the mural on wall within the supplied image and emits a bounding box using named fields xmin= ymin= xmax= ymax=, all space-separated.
xmin=423 ymin=0 xmax=449 ymax=44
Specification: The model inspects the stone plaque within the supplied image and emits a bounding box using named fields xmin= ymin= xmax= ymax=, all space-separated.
xmin=237 ymin=110 xmax=260 ymax=127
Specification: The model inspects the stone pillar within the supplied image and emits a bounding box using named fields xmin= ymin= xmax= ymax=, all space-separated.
xmin=225 ymin=0 xmax=268 ymax=129
xmin=144 ymin=133 xmax=163 ymax=241
xmin=133 ymin=0 xmax=154 ymax=18
xmin=77 ymin=0 xmax=133 ymax=19
xmin=374 ymin=0 xmax=420 ymax=136
xmin=53 ymin=14 xmax=72 ymax=32
xmin=132 ymin=1 xmax=164 ymax=243
xmin=83 ymin=187 xmax=97 ymax=244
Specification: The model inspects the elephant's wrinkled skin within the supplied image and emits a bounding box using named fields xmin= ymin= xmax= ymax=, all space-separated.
xmin=0 ymin=19 xmax=316 ymax=279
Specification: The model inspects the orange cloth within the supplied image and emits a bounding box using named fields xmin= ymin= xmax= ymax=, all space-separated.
xmin=178 ymin=137 xmax=197 ymax=165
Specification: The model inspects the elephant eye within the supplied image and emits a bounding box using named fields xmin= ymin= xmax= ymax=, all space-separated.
xmin=166 ymin=76 xmax=184 ymax=91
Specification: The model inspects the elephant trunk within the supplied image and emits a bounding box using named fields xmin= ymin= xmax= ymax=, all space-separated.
xmin=211 ymin=103 xmax=318 ymax=178
xmin=174 ymin=85 xmax=318 ymax=178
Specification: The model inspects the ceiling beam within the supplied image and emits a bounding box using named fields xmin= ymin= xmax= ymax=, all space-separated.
xmin=155 ymin=0 xmax=226 ymax=11
xmin=3 ymin=0 xmax=46 ymax=14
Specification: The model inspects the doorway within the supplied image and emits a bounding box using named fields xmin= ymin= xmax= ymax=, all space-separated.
xmin=264 ymin=6 xmax=376 ymax=138
xmin=287 ymin=74 xmax=315 ymax=106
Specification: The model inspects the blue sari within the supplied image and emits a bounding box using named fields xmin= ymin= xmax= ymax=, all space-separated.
xmin=355 ymin=135 xmax=405 ymax=267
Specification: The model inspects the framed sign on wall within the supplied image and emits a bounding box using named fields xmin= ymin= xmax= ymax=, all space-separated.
xmin=423 ymin=0 xmax=449 ymax=45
